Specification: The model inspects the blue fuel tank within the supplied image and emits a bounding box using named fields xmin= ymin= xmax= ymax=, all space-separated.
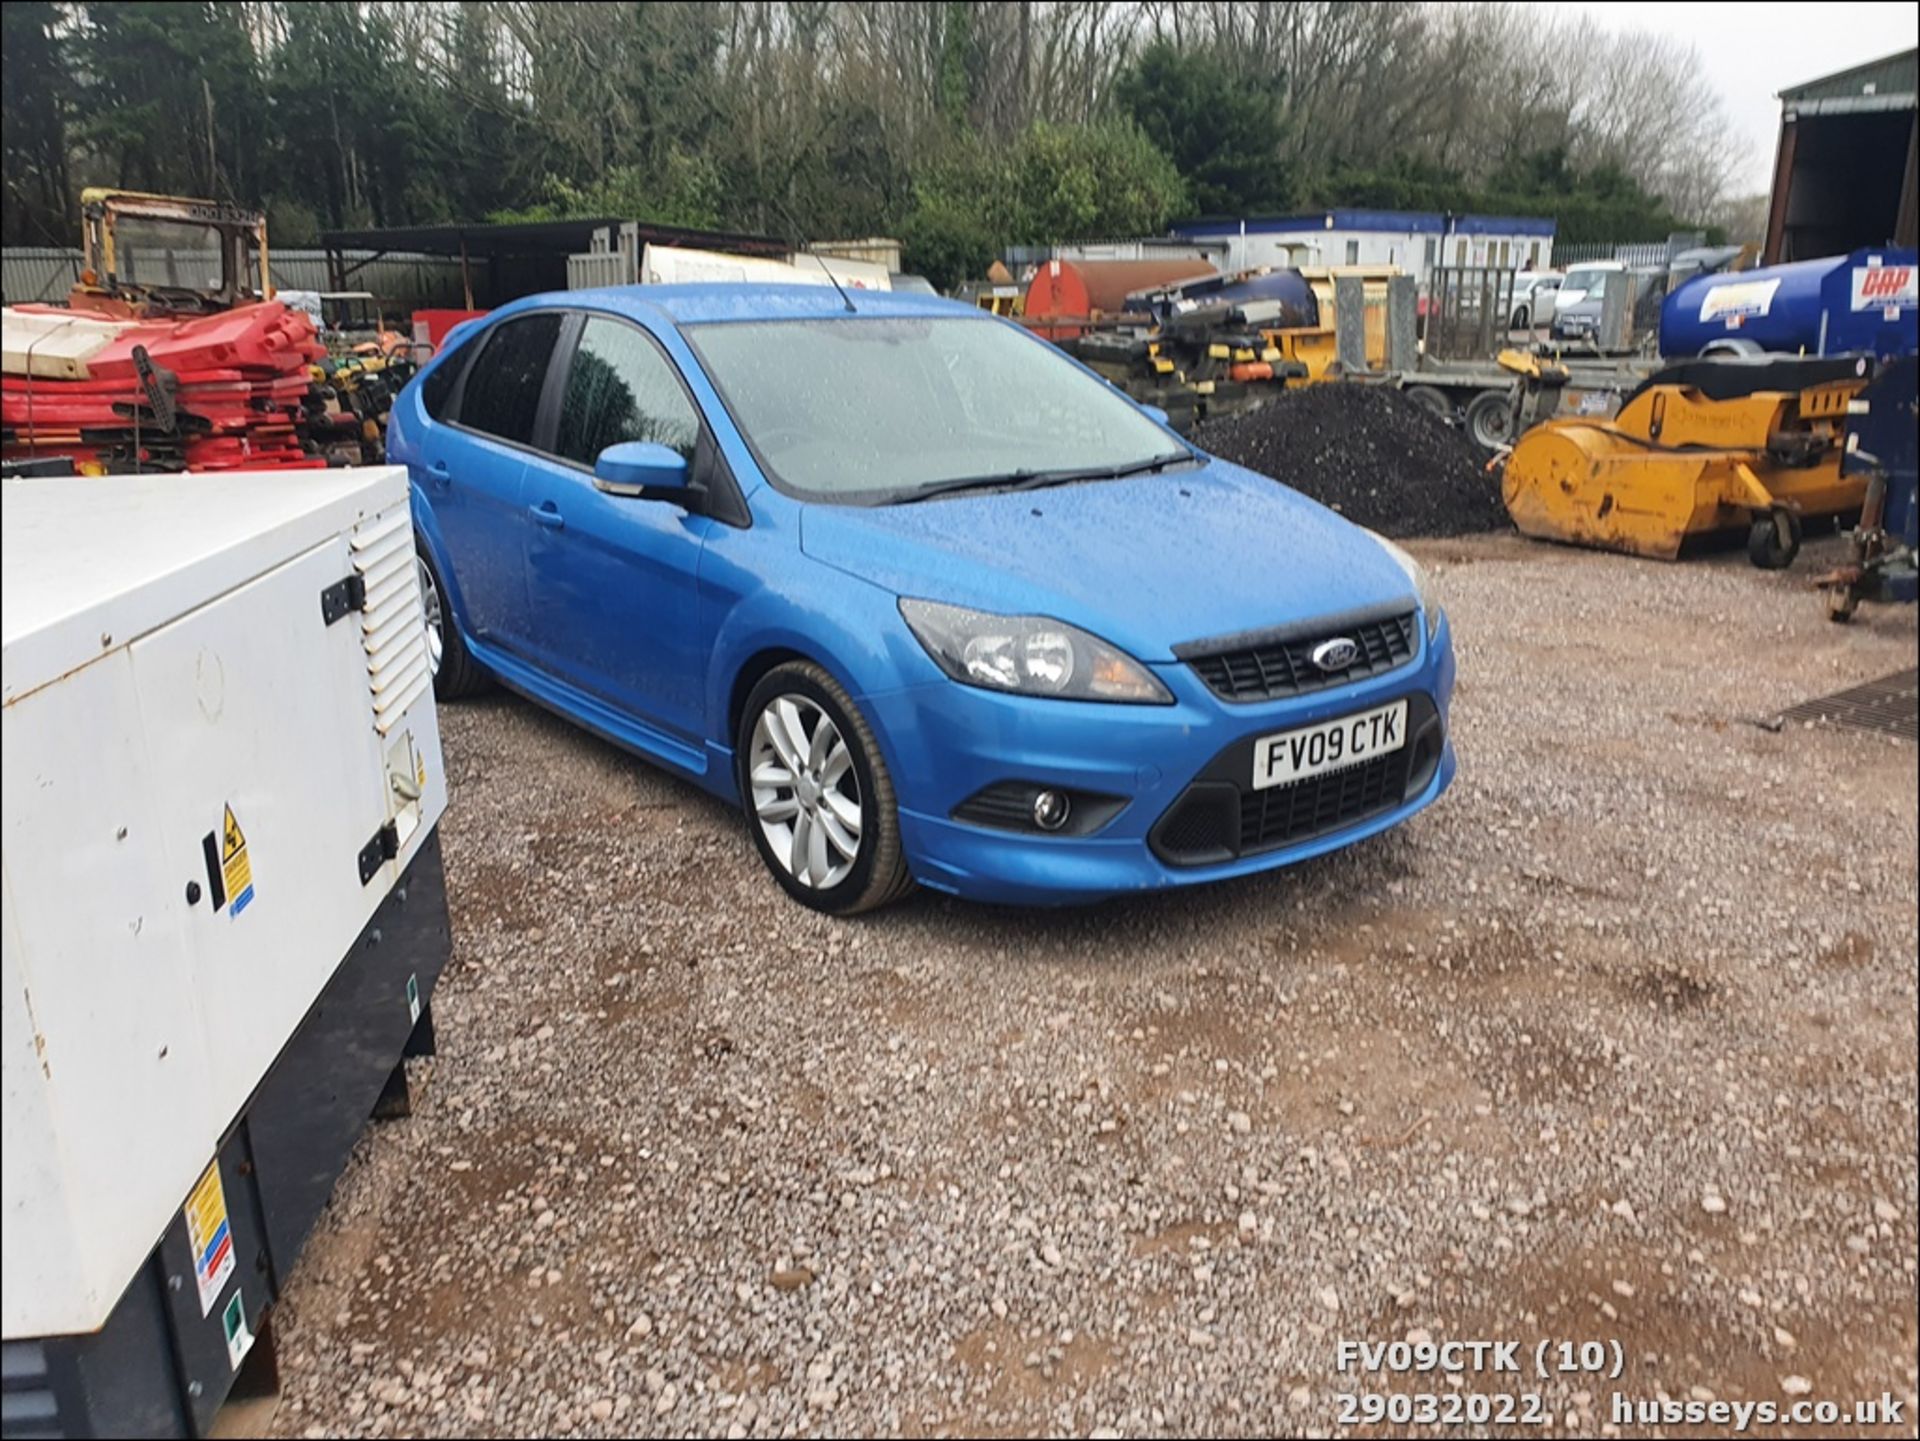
xmin=1660 ymin=248 xmax=1918 ymax=359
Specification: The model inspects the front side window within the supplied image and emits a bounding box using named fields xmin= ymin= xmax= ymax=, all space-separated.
xmin=686 ymin=315 xmax=1185 ymax=505
xmin=553 ymin=317 xmax=701 ymax=467
xmin=459 ymin=312 xmax=562 ymax=446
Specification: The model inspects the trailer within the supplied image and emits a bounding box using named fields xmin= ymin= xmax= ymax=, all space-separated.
xmin=2 ymin=465 xmax=451 ymax=1437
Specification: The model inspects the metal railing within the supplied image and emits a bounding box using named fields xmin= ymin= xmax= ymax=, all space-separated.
xmin=1421 ymin=266 xmax=1516 ymax=361
xmin=1554 ymin=233 xmax=1709 ymax=268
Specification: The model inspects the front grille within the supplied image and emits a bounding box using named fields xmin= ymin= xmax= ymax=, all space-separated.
xmin=1148 ymin=693 xmax=1444 ymax=866
xmin=1239 ymin=748 xmax=1412 ymax=852
xmin=1183 ymin=612 xmax=1417 ymax=702
xmin=1153 ymin=787 xmax=1236 ymax=859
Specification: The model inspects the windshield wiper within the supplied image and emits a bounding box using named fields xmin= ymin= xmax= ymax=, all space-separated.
xmin=894 ymin=450 xmax=1195 ymax=504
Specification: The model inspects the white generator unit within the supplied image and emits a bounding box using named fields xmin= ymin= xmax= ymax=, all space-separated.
xmin=2 ymin=465 xmax=451 ymax=1438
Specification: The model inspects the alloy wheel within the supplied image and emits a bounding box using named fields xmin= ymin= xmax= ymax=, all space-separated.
xmin=415 ymin=554 xmax=444 ymax=676
xmin=749 ymin=693 xmax=863 ymax=889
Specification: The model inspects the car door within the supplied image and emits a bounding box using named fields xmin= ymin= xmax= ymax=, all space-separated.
xmin=418 ymin=310 xmax=563 ymax=655
xmin=518 ymin=313 xmax=715 ymax=746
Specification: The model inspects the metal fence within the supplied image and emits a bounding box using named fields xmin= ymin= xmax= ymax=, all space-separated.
xmin=1554 ymin=233 xmax=1709 ymax=268
xmin=1 ymin=246 xmax=478 ymax=308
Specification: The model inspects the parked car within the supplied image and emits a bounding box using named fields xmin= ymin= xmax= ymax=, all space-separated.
xmin=1550 ymin=261 xmax=1626 ymax=337
xmin=1550 ymin=261 xmax=1630 ymax=342
xmin=392 ymin=286 xmax=1457 ymax=912
xmin=1509 ymin=269 xmax=1563 ymax=330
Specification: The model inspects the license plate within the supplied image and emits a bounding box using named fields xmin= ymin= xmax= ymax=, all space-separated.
xmin=1251 ymin=700 xmax=1408 ymax=790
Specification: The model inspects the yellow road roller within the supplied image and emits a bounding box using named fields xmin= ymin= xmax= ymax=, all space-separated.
xmin=1499 ymin=352 xmax=1875 ymax=568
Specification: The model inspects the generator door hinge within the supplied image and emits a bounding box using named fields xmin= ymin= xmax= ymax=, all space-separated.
xmin=357 ymin=818 xmax=400 ymax=885
xmin=321 ymin=573 xmax=368 ymax=626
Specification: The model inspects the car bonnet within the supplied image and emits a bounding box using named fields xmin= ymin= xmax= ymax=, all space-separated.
xmin=797 ymin=458 xmax=1417 ymax=663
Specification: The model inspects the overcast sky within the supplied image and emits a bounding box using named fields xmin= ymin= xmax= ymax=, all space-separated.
xmin=1550 ymin=1 xmax=1917 ymax=194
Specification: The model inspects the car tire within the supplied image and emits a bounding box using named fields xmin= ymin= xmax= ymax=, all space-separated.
xmin=1510 ymin=305 xmax=1529 ymax=330
xmin=737 ymin=662 xmax=915 ymax=915
xmin=1404 ymin=385 xmax=1450 ymax=419
xmin=416 ymin=543 xmax=490 ymax=699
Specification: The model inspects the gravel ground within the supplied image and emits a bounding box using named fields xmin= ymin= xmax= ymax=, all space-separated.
xmin=1194 ymin=387 xmax=1508 ymax=538
xmin=264 ymin=533 xmax=1916 ymax=1439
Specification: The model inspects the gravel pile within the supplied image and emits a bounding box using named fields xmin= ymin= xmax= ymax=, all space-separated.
xmin=265 ymin=534 xmax=1916 ymax=1439
xmin=1194 ymin=385 xmax=1509 ymax=538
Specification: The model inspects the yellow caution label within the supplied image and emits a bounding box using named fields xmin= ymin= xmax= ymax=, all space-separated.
xmin=221 ymin=803 xmax=255 ymax=917
xmin=184 ymin=1160 xmax=234 ymax=1316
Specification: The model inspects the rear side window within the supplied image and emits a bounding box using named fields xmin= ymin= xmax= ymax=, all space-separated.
xmin=420 ymin=343 xmax=465 ymax=420
xmin=553 ymin=316 xmax=701 ymax=467
xmin=459 ymin=312 xmax=562 ymax=446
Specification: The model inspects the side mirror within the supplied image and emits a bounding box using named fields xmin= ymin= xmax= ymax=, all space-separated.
xmin=594 ymin=440 xmax=690 ymax=498
xmin=1139 ymin=404 xmax=1170 ymax=427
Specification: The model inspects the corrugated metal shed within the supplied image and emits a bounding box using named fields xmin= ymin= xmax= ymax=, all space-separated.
xmin=1766 ymin=47 xmax=1917 ymax=261
xmin=1780 ymin=48 xmax=1917 ymax=112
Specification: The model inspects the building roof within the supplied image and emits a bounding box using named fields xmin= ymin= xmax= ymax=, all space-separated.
xmin=1170 ymin=209 xmax=1555 ymax=239
xmin=317 ymin=216 xmax=788 ymax=260
xmin=1779 ymin=48 xmax=1917 ymax=114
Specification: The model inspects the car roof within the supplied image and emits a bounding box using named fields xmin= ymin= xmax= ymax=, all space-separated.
xmin=528 ymin=282 xmax=980 ymax=328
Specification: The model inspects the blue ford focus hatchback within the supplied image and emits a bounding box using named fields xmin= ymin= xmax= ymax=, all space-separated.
xmin=392 ymin=285 xmax=1456 ymax=912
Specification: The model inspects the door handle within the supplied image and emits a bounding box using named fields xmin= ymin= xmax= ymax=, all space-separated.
xmin=530 ymin=502 xmax=565 ymax=530
xmin=424 ymin=459 xmax=451 ymax=491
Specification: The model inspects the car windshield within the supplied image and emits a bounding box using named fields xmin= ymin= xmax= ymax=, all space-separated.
xmin=685 ymin=314 xmax=1187 ymax=504
xmin=1564 ymin=267 xmax=1611 ymax=294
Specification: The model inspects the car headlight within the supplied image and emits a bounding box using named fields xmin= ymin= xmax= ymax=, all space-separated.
xmin=899 ymin=598 xmax=1172 ymax=703
xmin=1368 ymin=533 xmax=1443 ymax=640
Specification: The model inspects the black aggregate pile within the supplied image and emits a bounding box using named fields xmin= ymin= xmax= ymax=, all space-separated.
xmin=1192 ymin=383 xmax=1511 ymax=538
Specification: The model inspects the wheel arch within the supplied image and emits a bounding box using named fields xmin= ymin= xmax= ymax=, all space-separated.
xmin=727 ymin=646 xmax=815 ymax=759
xmin=408 ymin=496 xmax=475 ymax=638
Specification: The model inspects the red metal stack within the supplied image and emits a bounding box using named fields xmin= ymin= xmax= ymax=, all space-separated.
xmin=2 ymin=302 xmax=329 ymax=473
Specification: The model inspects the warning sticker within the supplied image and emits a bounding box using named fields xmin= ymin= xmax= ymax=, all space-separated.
xmin=223 ymin=1291 xmax=255 ymax=1371
xmin=184 ymin=1160 xmax=234 ymax=1316
xmin=221 ymin=804 xmax=255 ymax=919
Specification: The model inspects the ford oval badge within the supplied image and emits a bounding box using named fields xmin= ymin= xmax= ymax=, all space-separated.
xmin=1311 ymin=637 xmax=1359 ymax=672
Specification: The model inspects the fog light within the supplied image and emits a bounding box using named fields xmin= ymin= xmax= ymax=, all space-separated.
xmin=1032 ymin=789 xmax=1072 ymax=831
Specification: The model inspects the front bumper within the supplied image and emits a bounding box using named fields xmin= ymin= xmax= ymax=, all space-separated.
xmin=866 ymin=612 xmax=1457 ymax=905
